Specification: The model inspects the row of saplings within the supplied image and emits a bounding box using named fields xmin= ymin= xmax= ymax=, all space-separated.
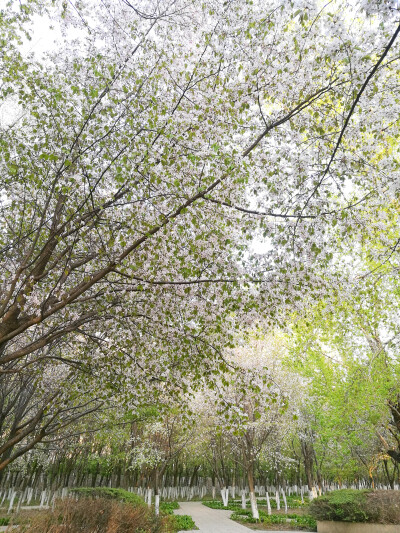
xmin=6 ymin=488 xmax=196 ymax=533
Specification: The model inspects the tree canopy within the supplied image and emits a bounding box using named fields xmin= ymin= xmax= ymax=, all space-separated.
xmin=0 ymin=0 xmax=400 ymax=479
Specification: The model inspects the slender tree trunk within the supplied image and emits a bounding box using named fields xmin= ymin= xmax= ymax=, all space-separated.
xmin=91 ymin=462 xmax=99 ymax=488
xmin=189 ymin=465 xmax=200 ymax=488
xmin=383 ymin=459 xmax=395 ymax=489
xmin=301 ymin=441 xmax=314 ymax=491
xmin=173 ymin=465 xmax=179 ymax=487
xmin=116 ymin=464 xmax=122 ymax=488
xmin=154 ymin=469 xmax=160 ymax=516
xmin=312 ymin=448 xmax=323 ymax=494
xmin=247 ymin=463 xmax=259 ymax=520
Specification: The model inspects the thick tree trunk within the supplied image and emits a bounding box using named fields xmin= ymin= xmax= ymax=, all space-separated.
xmin=220 ymin=484 xmax=229 ymax=507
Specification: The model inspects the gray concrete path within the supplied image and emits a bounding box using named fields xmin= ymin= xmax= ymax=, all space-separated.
xmin=174 ymin=501 xmax=300 ymax=533
xmin=175 ymin=502 xmax=250 ymax=533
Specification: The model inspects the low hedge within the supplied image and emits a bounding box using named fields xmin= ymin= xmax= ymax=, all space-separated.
xmin=158 ymin=501 xmax=197 ymax=530
xmin=231 ymin=510 xmax=286 ymax=524
xmin=160 ymin=501 xmax=180 ymax=515
xmin=202 ymin=500 xmax=241 ymax=511
xmin=70 ymin=486 xmax=145 ymax=507
xmin=231 ymin=509 xmax=316 ymax=530
xmin=170 ymin=514 xmax=198 ymax=530
xmin=294 ymin=515 xmax=317 ymax=531
xmin=309 ymin=489 xmax=400 ymax=524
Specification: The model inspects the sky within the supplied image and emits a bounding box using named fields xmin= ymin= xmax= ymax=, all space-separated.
xmin=22 ymin=13 xmax=63 ymax=57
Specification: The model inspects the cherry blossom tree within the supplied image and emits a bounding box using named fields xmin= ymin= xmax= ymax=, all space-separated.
xmin=130 ymin=411 xmax=191 ymax=515
xmin=0 ymin=360 xmax=103 ymax=474
xmin=1 ymin=0 xmax=400 ymax=468
xmin=198 ymin=331 xmax=305 ymax=518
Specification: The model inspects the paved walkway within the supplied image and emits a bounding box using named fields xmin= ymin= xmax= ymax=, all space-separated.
xmin=174 ymin=501 xmax=299 ymax=533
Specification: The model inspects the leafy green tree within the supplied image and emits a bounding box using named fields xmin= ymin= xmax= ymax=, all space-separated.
xmin=288 ymin=272 xmax=400 ymax=486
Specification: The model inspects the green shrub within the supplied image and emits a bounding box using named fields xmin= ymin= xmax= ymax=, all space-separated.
xmin=231 ymin=508 xmax=317 ymax=530
xmin=294 ymin=515 xmax=317 ymax=531
xmin=0 ymin=517 xmax=10 ymax=526
xmin=202 ymin=500 xmax=241 ymax=511
xmin=231 ymin=510 xmax=286 ymax=524
xmin=287 ymin=495 xmax=309 ymax=506
xmin=310 ymin=490 xmax=370 ymax=523
xmin=70 ymin=486 xmax=145 ymax=507
xmin=170 ymin=514 xmax=197 ymax=531
xmin=260 ymin=512 xmax=286 ymax=524
xmin=310 ymin=489 xmax=400 ymax=524
xmin=160 ymin=501 xmax=180 ymax=515
xmin=231 ymin=509 xmax=251 ymax=517
xmin=231 ymin=511 xmax=258 ymax=524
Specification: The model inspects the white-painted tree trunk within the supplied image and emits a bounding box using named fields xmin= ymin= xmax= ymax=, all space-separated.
xmin=8 ymin=491 xmax=16 ymax=514
xmin=241 ymin=490 xmax=246 ymax=509
xmin=146 ymin=488 xmax=152 ymax=507
xmin=266 ymin=491 xmax=272 ymax=515
xmin=39 ymin=490 xmax=47 ymax=508
xmin=221 ymin=487 xmax=229 ymax=507
xmin=155 ymin=495 xmax=160 ymax=516
xmin=275 ymin=490 xmax=280 ymax=510
xmin=281 ymin=489 xmax=287 ymax=514
xmin=249 ymin=491 xmax=259 ymax=520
